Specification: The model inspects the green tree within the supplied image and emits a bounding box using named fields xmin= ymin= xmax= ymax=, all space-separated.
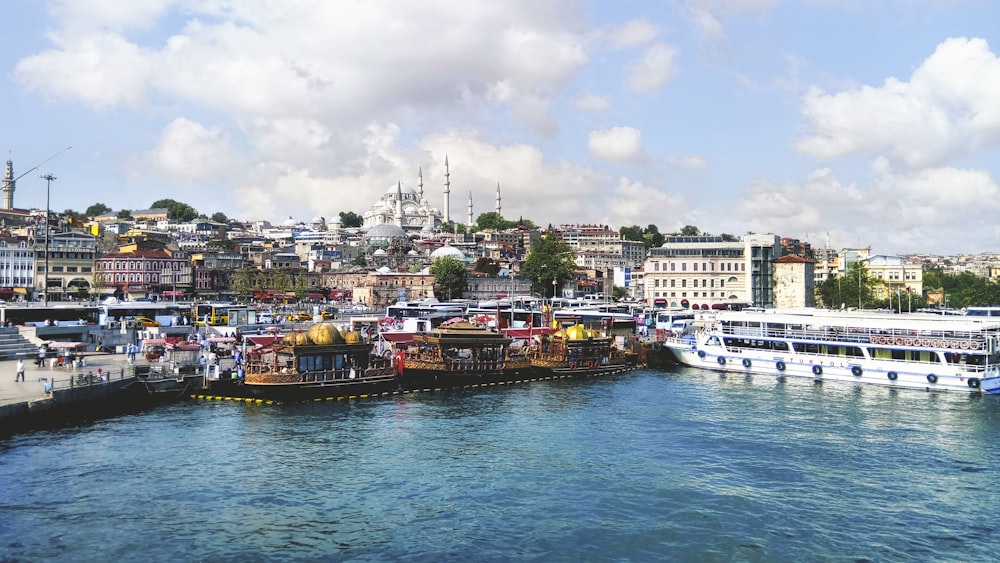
xmin=474 ymin=257 xmax=501 ymax=276
xmin=430 ymin=256 xmax=468 ymax=301
xmin=117 ymin=209 xmax=133 ymax=219
xmin=339 ymin=211 xmax=363 ymax=228
xmin=476 ymin=211 xmax=515 ymax=231
xmin=206 ymin=237 xmax=237 ymax=252
xmin=720 ymin=233 xmax=738 ymax=242
xmin=86 ymin=203 xmax=112 ymax=217
xmin=521 ymin=232 xmax=577 ymax=297
xmin=151 ymin=199 xmax=199 ymax=222
xmin=619 ymin=225 xmax=644 ymax=242
xmin=612 ymin=285 xmax=627 ymax=300
xmin=232 ymin=267 xmax=257 ymax=303
xmin=294 ymin=271 xmax=309 ymax=300
xmin=816 ymin=261 xmax=878 ymax=309
xmin=211 ymin=212 xmax=228 ymax=223
xmin=679 ymin=225 xmax=701 ymax=236
xmin=646 ymin=224 xmax=664 ymax=248
xmin=351 ymin=255 xmax=367 ymax=267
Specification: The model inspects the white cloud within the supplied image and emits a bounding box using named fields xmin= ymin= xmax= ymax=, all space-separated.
xmin=14 ymin=32 xmax=153 ymax=108
xmin=680 ymin=0 xmax=776 ymax=45
xmin=664 ymin=155 xmax=709 ymax=170
xmin=626 ymin=43 xmax=677 ymax=92
xmin=144 ymin=118 xmax=241 ymax=180
xmin=606 ymin=177 xmax=685 ymax=227
xmin=588 ymin=127 xmax=646 ymax=163
xmin=603 ymin=19 xmax=660 ymax=49
xmin=797 ymin=37 xmax=1000 ymax=168
xmin=573 ymin=94 xmax=611 ymax=112
xmin=722 ymin=160 xmax=1000 ymax=254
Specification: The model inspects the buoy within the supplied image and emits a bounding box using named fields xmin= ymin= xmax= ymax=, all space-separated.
xmin=812 ymin=365 xmax=823 ymax=376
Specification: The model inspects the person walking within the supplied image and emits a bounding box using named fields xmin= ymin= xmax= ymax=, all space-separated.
xmin=15 ymin=358 xmax=25 ymax=382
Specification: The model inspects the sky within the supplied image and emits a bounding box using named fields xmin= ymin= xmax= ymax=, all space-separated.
xmin=2 ymin=0 xmax=1000 ymax=256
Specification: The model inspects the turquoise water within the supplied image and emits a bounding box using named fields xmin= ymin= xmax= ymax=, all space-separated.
xmin=2 ymin=368 xmax=999 ymax=561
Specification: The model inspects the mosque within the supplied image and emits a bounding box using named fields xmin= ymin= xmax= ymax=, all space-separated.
xmin=361 ymin=156 xmax=502 ymax=249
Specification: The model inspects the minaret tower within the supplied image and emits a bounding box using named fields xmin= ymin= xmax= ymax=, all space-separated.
xmin=395 ymin=181 xmax=404 ymax=227
xmin=467 ymin=190 xmax=474 ymax=229
xmin=417 ymin=167 xmax=425 ymax=202
xmin=495 ymin=182 xmax=501 ymax=216
xmin=443 ymin=156 xmax=451 ymax=225
xmin=2 ymin=160 xmax=14 ymax=210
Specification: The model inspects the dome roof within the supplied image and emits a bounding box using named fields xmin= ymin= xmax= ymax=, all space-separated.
xmin=430 ymin=245 xmax=465 ymax=260
xmin=365 ymin=223 xmax=407 ymax=240
xmin=385 ymin=183 xmax=419 ymax=196
xmin=373 ymin=248 xmax=387 ymax=256
xmin=282 ymin=216 xmax=298 ymax=227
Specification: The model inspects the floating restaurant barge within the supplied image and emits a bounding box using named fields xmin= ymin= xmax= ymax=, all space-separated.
xmin=398 ymin=321 xmax=531 ymax=388
xmin=201 ymin=324 xmax=397 ymax=403
xmin=665 ymin=308 xmax=1000 ymax=393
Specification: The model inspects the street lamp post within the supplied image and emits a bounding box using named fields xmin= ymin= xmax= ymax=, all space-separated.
xmin=40 ymin=174 xmax=56 ymax=307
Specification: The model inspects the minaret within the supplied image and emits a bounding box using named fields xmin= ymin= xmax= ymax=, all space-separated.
xmin=2 ymin=160 xmax=14 ymax=210
xmin=443 ymin=155 xmax=451 ymax=225
xmin=467 ymin=190 xmax=474 ymax=229
xmin=495 ymin=182 xmax=501 ymax=216
xmin=395 ymin=181 xmax=403 ymax=227
xmin=417 ymin=167 xmax=424 ymax=201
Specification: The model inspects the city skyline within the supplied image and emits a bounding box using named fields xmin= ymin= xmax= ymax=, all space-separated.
xmin=2 ymin=1 xmax=999 ymax=255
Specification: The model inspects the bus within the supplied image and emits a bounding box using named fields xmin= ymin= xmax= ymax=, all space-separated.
xmin=654 ymin=308 xmax=696 ymax=333
xmin=100 ymin=301 xmax=189 ymax=327
xmin=194 ymin=303 xmax=257 ymax=326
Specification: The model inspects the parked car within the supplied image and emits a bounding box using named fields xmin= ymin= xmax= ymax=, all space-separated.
xmin=135 ymin=317 xmax=161 ymax=327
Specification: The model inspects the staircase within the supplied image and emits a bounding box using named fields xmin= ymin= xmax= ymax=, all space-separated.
xmin=0 ymin=327 xmax=42 ymax=361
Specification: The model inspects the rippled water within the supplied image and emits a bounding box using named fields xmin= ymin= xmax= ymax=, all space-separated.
xmin=2 ymin=368 xmax=999 ymax=561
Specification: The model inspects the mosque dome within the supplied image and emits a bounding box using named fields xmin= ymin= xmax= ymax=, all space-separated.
xmin=365 ymin=223 xmax=407 ymax=239
xmin=373 ymin=248 xmax=387 ymax=256
xmin=282 ymin=216 xmax=298 ymax=227
xmin=430 ymin=245 xmax=465 ymax=260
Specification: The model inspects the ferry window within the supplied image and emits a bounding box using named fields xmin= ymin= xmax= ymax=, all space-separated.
xmin=772 ymin=341 xmax=788 ymax=351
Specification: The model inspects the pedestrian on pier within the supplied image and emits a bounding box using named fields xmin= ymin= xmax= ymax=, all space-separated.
xmin=15 ymin=359 xmax=25 ymax=382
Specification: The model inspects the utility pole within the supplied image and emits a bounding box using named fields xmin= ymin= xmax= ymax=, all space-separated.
xmin=40 ymin=174 xmax=56 ymax=306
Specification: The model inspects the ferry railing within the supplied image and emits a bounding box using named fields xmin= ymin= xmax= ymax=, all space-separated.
xmin=721 ymin=324 xmax=987 ymax=346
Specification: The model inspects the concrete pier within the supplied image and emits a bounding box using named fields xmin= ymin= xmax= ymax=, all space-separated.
xmin=0 ymin=351 xmax=186 ymax=434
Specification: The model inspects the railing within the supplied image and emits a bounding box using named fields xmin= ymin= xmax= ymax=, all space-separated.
xmin=38 ymin=367 xmax=130 ymax=392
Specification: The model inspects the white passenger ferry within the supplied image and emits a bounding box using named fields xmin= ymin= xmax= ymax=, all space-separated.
xmin=665 ymin=308 xmax=1000 ymax=393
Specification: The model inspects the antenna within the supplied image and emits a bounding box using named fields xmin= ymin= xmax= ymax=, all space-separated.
xmin=14 ymin=146 xmax=72 ymax=181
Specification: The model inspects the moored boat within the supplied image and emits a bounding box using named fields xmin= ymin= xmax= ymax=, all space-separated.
xmin=529 ymin=323 xmax=635 ymax=375
xmin=664 ymin=308 xmax=1000 ymax=393
xmin=201 ymin=323 xmax=397 ymax=402
xmin=398 ymin=320 xmax=530 ymax=388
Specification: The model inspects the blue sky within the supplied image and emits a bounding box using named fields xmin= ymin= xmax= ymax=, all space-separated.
xmin=2 ymin=0 xmax=999 ymax=255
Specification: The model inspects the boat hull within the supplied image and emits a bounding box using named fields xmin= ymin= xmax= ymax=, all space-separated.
xmin=667 ymin=343 xmax=1000 ymax=394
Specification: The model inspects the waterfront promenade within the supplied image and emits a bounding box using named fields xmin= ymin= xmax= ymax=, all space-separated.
xmin=0 ymin=352 xmax=135 ymax=412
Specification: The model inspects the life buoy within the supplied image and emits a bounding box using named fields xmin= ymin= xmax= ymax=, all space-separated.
xmin=569 ymin=360 xmax=577 ymax=370
xmin=394 ymin=351 xmax=405 ymax=375
xmin=697 ymin=350 xmax=706 ymax=359
xmin=775 ymin=361 xmax=786 ymax=371
xmin=717 ymin=356 xmax=726 ymax=366
xmin=742 ymin=358 xmax=751 ymax=368
xmin=960 ymin=341 xmax=970 ymax=350
xmin=812 ymin=365 xmax=823 ymax=376
xmin=926 ymin=374 xmax=938 ymax=384
xmin=968 ymin=377 xmax=980 ymax=389
xmin=887 ymin=371 xmax=898 ymax=381
xmin=851 ymin=365 xmax=863 ymax=377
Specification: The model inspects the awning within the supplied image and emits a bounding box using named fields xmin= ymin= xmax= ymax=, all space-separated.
xmin=163 ymin=290 xmax=186 ymax=297
xmin=207 ymin=337 xmax=237 ymax=343
xmin=46 ymin=341 xmax=88 ymax=349
xmin=246 ymin=335 xmax=282 ymax=346
xmin=380 ymin=332 xmax=415 ymax=344
xmin=306 ymin=293 xmax=326 ymax=300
